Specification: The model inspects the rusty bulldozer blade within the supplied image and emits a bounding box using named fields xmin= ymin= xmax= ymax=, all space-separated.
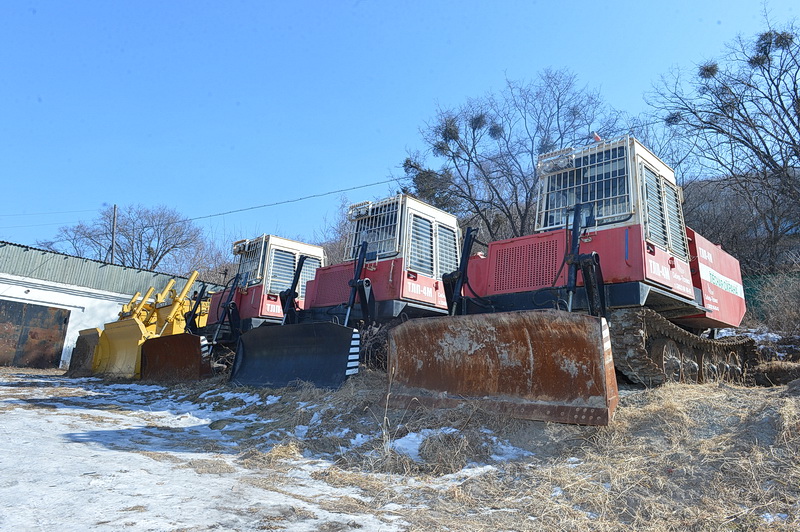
xmin=387 ymin=309 xmax=619 ymax=426
xmin=67 ymin=328 xmax=102 ymax=377
xmin=231 ymin=322 xmax=360 ymax=389
xmin=140 ymin=334 xmax=213 ymax=382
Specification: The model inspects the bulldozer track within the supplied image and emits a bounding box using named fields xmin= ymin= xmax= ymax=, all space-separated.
xmin=607 ymin=308 xmax=756 ymax=386
xmin=365 ymin=308 xmax=757 ymax=389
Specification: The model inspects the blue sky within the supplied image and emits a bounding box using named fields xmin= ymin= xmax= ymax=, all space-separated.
xmin=1 ymin=0 xmax=797 ymax=251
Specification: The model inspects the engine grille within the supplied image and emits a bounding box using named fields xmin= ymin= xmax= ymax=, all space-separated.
xmin=312 ymin=267 xmax=354 ymax=306
xmin=493 ymin=239 xmax=560 ymax=293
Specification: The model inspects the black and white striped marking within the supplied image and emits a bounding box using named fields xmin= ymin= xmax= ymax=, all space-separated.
xmin=346 ymin=329 xmax=360 ymax=376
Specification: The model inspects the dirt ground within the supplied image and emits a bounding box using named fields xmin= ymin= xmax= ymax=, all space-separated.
xmin=2 ymin=365 xmax=798 ymax=531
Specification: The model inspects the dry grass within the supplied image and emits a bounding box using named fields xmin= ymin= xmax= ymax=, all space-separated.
xmin=237 ymin=441 xmax=304 ymax=471
xmin=274 ymin=380 xmax=799 ymax=530
xmin=6 ymin=364 xmax=797 ymax=529
xmin=197 ymin=366 xmax=798 ymax=528
xmin=750 ymin=361 xmax=800 ymax=386
xmin=178 ymin=458 xmax=237 ymax=475
xmin=0 ymin=367 xmax=65 ymax=376
xmin=750 ymin=273 xmax=800 ymax=335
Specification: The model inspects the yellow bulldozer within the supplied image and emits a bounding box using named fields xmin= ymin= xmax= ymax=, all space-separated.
xmin=68 ymin=271 xmax=210 ymax=380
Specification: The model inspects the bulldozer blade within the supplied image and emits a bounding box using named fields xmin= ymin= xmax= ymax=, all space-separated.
xmin=140 ymin=334 xmax=213 ymax=382
xmin=67 ymin=328 xmax=101 ymax=377
xmin=92 ymin=318 xmax=150 ymax=379
xmin=387 ymin=309 xmax=619 ymax=426
xmin=231 ymin=322 xmax=360 ymax=389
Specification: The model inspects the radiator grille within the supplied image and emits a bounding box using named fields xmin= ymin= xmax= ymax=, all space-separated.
xmin=643 ymin=164 xmax=688 ymax=261
xmin=437 ymin=225 xmax=459 ymax=276
xmin=408 ymin=215 xmax=434 ymax=277
xmin=298 ymin=257 xmax=322 ymax=299
xmin=493 ymin=239 xmax=560 ymax=292
xmin=266 ymin=248 xmax=295 ymax=295
xmin=313 ymin=267 xmax=354 ymax=306
xmin=664 ymin=184 xmax=688 ymax=260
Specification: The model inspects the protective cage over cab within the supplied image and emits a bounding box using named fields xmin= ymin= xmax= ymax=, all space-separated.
xmin=303 ymin=194 xmax=461 ymax=322
xmin=208 ymin=235 xmax=326 ymax=331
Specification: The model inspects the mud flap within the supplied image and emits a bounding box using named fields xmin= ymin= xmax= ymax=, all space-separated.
xmin=67 ymin=328 xmax=101 ymax=377
xmin=140 ymin=334 xmax=213 ymax=382
xmin=92 ymin=319 xmax=150 ymax=379
xmin=387 ymin=309 xmax=618 ymax=426
xmin=231 ymin=322 xmax=360 ymax=388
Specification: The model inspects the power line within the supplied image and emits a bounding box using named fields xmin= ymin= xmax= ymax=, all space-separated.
xmin=0 ymin=208 xmax=97 ymax=217
xmin=0 ymin=220 xmax=84 ymax=230
xmin=185 ymin=177 xmax=401 ymax=222
xmin=2 ymin=177 xmax=405 ymax=236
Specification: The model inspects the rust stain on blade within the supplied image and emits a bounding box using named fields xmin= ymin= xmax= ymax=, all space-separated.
xmin=387 ymin=309 xmax=618 ymax=426
xmin=140 ymin=334 xmax=212 ymax=382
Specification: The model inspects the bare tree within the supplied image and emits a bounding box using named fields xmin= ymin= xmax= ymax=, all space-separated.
xmin=313 ymin=195 xmax=352 ymax=265
xmin=404 ymin=70 xmax=622 ymax=241
xmin=38 ymin=204 xmax=205 ymax=273
xmin=683 ymin=177 xmax=800 ymax=274
xmin=652 ymin=23 xmax=800 ymax=197
xmin=160 ymin=237 xmax=236 ymax=285
xmin=651 ymin=22 xmax=800 ymax=272
xmin=624 ymin=114 xmax=704 ymax=187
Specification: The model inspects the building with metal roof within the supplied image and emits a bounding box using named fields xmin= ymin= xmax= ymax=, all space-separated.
xmin=0 ymin=241 xmax=214 ymax=369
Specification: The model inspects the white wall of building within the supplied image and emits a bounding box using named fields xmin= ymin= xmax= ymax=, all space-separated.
xmin=0 ymin=273 xmax=131 ymax=368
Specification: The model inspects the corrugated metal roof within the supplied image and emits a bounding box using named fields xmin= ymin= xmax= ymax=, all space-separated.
xmin=0 ymin=241 xmax=221 ymax=296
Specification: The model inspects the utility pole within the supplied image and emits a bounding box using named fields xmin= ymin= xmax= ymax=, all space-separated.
xmin=110 ymin=204 xmax=117 ymax=264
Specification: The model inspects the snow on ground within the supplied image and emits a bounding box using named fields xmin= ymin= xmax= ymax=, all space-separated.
xmin=3 ymin=365 xmax=797 ymax=530
xmin=0 ymin=372 xmax=406 ymax=531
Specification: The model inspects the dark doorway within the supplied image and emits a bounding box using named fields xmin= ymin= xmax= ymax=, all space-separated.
xmin=0 ymin=300 xmax=70 ymax=368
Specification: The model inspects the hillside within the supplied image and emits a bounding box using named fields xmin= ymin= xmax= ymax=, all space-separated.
xmin=1 ymin=362 xmax=798 ymax=531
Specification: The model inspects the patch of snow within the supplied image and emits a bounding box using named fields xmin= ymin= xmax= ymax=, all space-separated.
xmin=477 ymin=507 xmax=519 ymax=516
xmin=264 ymin=394 xmax=281 ymax=405
xmin=391 ymin=431 xmax=427 ymax=461
xmin=762 ymin=512 xmax=789 ymax=524
xmin=391 ymin=427 xmax=458 ymax=462
xmin=381 ymin=503 xmax=404 ymax=511
xmin=719 ymin=327 xmax=782 ymax=344
xmin=217 ymin=421 xmax=251 ymax=433
xmin=439 ymin=464 xmax=497 ymax=483
xmin=152 ymin=411 xmax=212 ymax=428
xmin=0 ymin=372 xmax=404 ymax=532
xmin=216 ymin=391 xmax=263 ymax=404
xmin=106 ymin=383 xmax=165 ymax=393
xmin=489 ymin=438 xmax=534 ymax=461
xmin=349 ymin=433 xmax=372 ymax=447
xmin=329 ymin=427 xmax=351 ymax=438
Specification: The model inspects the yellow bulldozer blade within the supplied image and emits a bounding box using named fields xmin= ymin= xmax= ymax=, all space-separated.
xmin=387 ymin=309 xmax=619 ymax=426
xmin=66 ymin=328 xmax=102 ymax=377
xmin=92 ymin=318 xmax=152 ymax=379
